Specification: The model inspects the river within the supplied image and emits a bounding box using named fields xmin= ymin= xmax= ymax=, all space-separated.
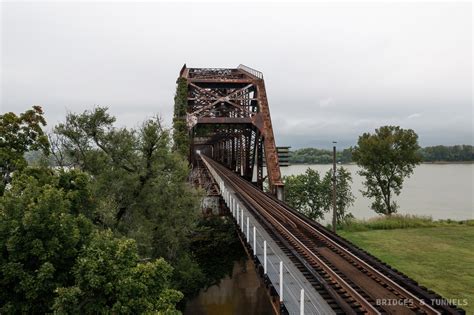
xmin=280 ymin=163 xmax=474 ymax=222
xmin=184 ymin=258 xmax=274 ymax=315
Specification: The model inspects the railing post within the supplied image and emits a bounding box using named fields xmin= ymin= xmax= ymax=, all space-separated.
xmin=241 ymin=209 xmax=244 ymax=232
xmin=300 ymin=289 xmax=304 ymax=315
xmin=253 ymin=226 xmax=256 ymax=256
xmin=264 ymin=240 xmax=267 ymax=274
xmin=246 ymin=217 xmax=249 ymax=239
xmin=236 ymin=205 xmax=240 ymax=224
xmin=279 ymin=261 xmax=283 ymax=302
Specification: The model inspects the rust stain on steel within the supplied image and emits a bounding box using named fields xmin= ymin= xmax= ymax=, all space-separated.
xmin=178 ymin=64 xmax=284 ymax=195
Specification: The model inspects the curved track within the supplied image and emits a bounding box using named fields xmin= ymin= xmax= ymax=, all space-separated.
xmin=202 ymin=155 xmax=464 ymax=315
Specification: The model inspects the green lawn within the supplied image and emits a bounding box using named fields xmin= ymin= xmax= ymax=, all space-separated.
xmin=339 ymin=226 xmax=474 ymax=314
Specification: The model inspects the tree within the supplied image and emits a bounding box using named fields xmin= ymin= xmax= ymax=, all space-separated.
xmin=53 ymin=107 xmax=203 ymax=297
xmin=0 ymin=173 xmax=94 ymax=313
xmin=1 ymin=169 xmax=184 ymax=313
xmin=322 ymin=167 xmax=355 ymax=223
xmin=53 ymin=230 xmax=183 ymax=314
xmin=284 ymin=167 xmax=355 ymax=223
xmin=352 ymin=126 xmax=421 ymax=215
xmin=0 ymin=106 xmax=49 ymax=194
xmin=284 ymin=168 xmax=327 ymax=221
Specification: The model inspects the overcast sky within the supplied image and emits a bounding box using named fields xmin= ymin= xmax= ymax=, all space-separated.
xmin=1 ymin=1 xmax=472 ymax=149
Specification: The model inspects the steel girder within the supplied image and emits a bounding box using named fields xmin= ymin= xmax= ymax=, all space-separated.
xmin=178 ymin=64 xmax=284 ymax=198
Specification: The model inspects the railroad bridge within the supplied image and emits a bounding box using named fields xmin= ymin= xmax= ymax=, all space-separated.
xmin=178 ymin=65 xmax=464 ymax=315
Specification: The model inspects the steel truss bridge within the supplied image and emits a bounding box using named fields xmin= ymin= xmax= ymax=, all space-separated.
xmin=178 ymin=65 xmax=464 ymax=315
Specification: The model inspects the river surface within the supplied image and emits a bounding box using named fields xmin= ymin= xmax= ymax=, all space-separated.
xmin=184 ymin=259 xmax=274 ymax=315
xmin=280 ymin=163 xmax=474 ymax=222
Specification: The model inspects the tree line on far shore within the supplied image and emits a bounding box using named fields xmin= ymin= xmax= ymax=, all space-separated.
xmin=289 ymin=144 xmax=473 ymax=164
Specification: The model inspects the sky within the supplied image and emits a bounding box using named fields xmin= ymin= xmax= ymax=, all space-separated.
xmin=1 ymin=1 xmax=472 ymax=149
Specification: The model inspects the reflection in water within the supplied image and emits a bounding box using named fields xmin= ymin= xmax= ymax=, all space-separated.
xmin=184 ymin=259 xmax=274 ymax=315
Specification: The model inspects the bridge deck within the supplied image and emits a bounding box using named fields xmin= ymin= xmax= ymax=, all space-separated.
xmin=202 ymin=156 xmax=335 ymax=315
xmin=200 ymin=154 xmax=464 ymax=315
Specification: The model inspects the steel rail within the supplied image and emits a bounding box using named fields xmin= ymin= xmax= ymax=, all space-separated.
xmin=203 ymin=155 xmax=444 ymax=315
xmin=231 ymin=173 xmax=442 ymax=315
xmin=204 ymin=155 xmax=382 ymax=314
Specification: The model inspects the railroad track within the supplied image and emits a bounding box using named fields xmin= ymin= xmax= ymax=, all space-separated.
xmin=201 ymin=155 xmax=464 ymax=315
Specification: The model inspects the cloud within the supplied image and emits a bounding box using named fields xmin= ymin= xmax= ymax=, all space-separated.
xmin=1 ymin=2 xmax=472 ymax=148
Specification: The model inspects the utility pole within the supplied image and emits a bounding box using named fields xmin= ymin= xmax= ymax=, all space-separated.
xmin=332 ymin=141 xmax=337 ymax=233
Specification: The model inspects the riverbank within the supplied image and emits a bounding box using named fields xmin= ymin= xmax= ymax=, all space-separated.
xmin=339 ymin=224 xmax=474 ymax=314
xmin=336 ymin=214 xmax=474 ymax=232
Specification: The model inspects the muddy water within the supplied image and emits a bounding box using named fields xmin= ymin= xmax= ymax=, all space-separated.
xmin=280 ymin=163 xmax=474 ymax=222
xmin=184 ymin=258 xmax=275 ymax=315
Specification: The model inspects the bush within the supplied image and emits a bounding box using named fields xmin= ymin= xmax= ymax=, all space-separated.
xmin=338 ymin=214 xmax=439 ymax=232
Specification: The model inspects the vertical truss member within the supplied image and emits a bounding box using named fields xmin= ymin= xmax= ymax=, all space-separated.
xmin=178 ymin=64 xmax=284 ymax=199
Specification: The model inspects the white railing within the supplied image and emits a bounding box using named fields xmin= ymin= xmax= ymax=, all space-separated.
xmin=238 ymin=64 xmax=264 ymax=79
xmin=217 ymin=177 xmax=326 ymax=315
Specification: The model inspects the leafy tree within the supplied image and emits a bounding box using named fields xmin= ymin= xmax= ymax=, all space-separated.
xmin=352 ymin=126 xmax=421 ymax=215
xmin=1 ymin=169 xmax=184 ymax=313
xmin=284 ymin=168 xmax=327 ymax=220
xmin=322 ymin=167 xmax=355 ymax=223
xmin=54 ymin=107 xmax=201 ymax=258
xmin=0 ymin=173 xmax=94 ymax=313
xmin=284 ymin=167 xmax=355 ymax=223
xmin=53 ymin=230 xmax=182 ymax=314
xmin=0 ymin=106 xmax=49 ymax=194
xmin=53 ymin=107 xmax=204 ymax=299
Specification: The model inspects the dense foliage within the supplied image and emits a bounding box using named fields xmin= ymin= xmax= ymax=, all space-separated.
xmin=53 ymin=231 xmax=183 ymax=314
xmin=173 ymin=77 xmax=190 ymax=157
xmin=289 ymin=145 xmax=473 ymax=164
xmin=352 ymin=125 xmax=422 ymax=215
xmin=0 ymin=106 xmax=49 ymax=194
xmin=0 ymin=107 xmax=210 ymax=313
xmin=283 ymin=167 xmax=354 ymax=222
xmin=289 ymin=147 xmax=352 ymax=164
xmin=0 ymin=168 xmax=181 ymax=313
xmin=0 ymin=173 xmax=93 ymax=313
xmin=54 ymin=107 xmax=201 ymax=260
xmin=419 ymin=145 xmax=474 ymax=162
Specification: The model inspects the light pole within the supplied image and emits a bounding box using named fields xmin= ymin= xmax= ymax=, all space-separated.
xmin=332 ymin=141 xmax=337 ymax=233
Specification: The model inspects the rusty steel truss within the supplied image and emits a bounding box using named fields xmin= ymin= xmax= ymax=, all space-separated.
xmin=179 ymin=64 xmax=284 ymax=199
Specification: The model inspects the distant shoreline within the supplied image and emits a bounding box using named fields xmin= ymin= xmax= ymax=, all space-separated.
xmin=287 ymin=161 xmax=474 ymax=165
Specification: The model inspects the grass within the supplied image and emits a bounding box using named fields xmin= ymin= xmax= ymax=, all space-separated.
xmin=339 ymin=225 xmax=474 ymax=314
xmin=336 ymin=214 xmax=474 ymax=232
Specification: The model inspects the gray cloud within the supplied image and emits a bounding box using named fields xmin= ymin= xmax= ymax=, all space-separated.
xmin=1 ymin=1 xmax=472 ymax=149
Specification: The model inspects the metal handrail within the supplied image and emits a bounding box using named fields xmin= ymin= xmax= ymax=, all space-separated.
xmin=238 ymin=64 xmax=264 ymax=79
xmin=204 ymin=159 xmax=326 ymax=314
